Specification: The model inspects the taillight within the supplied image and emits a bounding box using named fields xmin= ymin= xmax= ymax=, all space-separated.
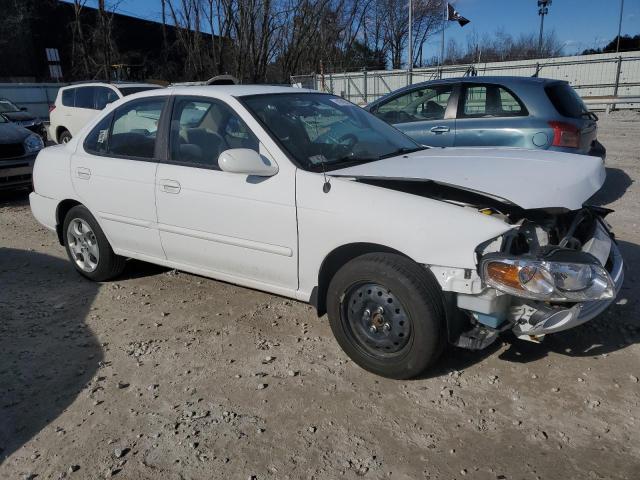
xmin=49 ymin=104 xmax=56 ymax=113
xmin=549 ymin=121 xmax=580 ymax=148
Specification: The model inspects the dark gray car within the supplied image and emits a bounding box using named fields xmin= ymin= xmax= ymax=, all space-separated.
xmin=0 ymin=114 xmax=44 ymax=190
xmin=365 ymin=76 xmax=605 ymax=159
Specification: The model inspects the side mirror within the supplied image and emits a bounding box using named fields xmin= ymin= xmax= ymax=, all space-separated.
xmin=218 ymin=148 xmax=278 ymax=177
xmin=20 ymin=107 xmax=28 ymax=111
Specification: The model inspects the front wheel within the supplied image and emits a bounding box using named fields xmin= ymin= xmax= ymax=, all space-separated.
xmin=63 ymin=205 xmax=126 ymax=281
xmin=327 ymin=253 xmax=445 ymax=379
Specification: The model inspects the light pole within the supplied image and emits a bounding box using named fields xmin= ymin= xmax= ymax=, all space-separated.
xmin=616 ymin=0 xmax=625 ymax=53
xmin=537 ymin=0 xmax=552 ymax=57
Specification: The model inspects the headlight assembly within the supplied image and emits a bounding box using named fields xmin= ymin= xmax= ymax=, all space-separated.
xmin=24 ymin=133 xmax=44 ymax=153
xmin=481 ymin=256 xmax=614 ymax=302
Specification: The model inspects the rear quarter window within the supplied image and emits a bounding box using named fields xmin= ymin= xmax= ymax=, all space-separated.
xmin=545 ymin=83 xmax=589 ymax=118
xmin=61 ymin=89 xmax=75 ymax=107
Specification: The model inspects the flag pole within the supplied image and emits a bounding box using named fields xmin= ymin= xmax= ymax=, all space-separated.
xmin=440 ymin=1 xmax=446 ymax=70
xmin=616 ymin=0 xmax=625 ymax=53
xmin=408 ymin=0 xmax=413 ymax=84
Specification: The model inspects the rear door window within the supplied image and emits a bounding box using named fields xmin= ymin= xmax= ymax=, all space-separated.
xmin=109 ymin=97 xmax=166 ymax=159
xmin=460 ymin=85 xmax=526 ymax=117
xmin=62 ymin=88 xmax=75 ymax=107
xmin=75 ymin=87 xmax=95 ymax=109
xmin=84 ymin=113 xmax=113 ymax=155
xmin=545 ymin=83 xmax=589 ymax=118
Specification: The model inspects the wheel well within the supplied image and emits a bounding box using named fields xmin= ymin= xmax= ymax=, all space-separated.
xmin=56 ymin=126 xmax=69 ymax=142
xmin=55 ymin=199 xmax=81 ymax=245
xmin=313 ymin=243 xmax=407 ymax=317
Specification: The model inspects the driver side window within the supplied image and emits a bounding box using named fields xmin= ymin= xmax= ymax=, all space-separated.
xmin=169 ymin=97 xmax=258 ymax=170
xmin=375 ymin=86 xmax=452 ymax=124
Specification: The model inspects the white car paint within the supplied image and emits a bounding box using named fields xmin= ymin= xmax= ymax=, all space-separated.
xmin=29 ymin=85 xmax=615 ymax=343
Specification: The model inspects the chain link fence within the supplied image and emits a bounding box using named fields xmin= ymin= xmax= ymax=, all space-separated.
xmin=292 ymin=51 xmax=640 ymax=109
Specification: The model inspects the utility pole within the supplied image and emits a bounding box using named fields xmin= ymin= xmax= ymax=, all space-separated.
xmin=537 ymin=0 xmax=552 ymax=57
xmin=616 ymin=0 xmax=624 ymax=53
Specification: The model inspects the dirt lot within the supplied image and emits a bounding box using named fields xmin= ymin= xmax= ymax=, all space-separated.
xmin=1 ymin=111 xmax=639 ymax=480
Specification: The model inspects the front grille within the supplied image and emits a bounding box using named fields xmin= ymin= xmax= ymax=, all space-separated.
xmin=0 ymin=143 xmax=25 ymax=159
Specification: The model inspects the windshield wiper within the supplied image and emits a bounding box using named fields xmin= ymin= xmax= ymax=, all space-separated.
xmin=378 ymin=146 xmax=426 ymax=159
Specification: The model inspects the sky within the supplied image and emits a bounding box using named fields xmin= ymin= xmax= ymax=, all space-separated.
xmin=63 ymin=0 xmax=639 ymax=58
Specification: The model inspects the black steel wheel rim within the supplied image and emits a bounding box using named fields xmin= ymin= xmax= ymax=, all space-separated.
xmin=341 ymin=282 xmax=412 ymax=359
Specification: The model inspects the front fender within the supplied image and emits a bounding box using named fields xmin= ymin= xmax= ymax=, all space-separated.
xmin=295 ymin=170 xmax=512 ymax=301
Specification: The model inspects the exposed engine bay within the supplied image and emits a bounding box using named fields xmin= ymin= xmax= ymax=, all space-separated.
xmin=355 ymin=177 xmax=624 ymax=350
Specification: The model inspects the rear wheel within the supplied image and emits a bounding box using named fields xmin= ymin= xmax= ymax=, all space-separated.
xmin=59 ymin=129 xmax=72 ymax=144
xmin=327 ymin=253 xmax=445 ymax=379
xmin=63 ymin=205 xmax=126 ymax=281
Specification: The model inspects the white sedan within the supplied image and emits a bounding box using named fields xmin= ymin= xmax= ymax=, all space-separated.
xmin=29 ymin=86 xmax=624 ymax=379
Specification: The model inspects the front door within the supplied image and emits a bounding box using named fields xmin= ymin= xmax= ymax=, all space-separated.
xmin=70 ymin=96 xmax=168 ymax=260
xmin=372 ymin=84 xmax=456 ymax=147
xmin=154 ymin=96 xmax=298 ymax=294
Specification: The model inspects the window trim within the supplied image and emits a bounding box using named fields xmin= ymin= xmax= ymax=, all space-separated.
xmin=163 ymin=94 xmax=260 ymax=171
xmin=82 ymin=95 xmax=170 ymax=163
xmin=456 ymin=83 xmax=529 ymax=119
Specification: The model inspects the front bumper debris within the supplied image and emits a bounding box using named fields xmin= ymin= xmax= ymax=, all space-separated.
xmin=511 ymin=240 xmax=623 ymax=338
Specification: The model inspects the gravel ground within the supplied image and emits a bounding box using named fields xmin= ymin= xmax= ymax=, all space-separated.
xmin=1 ymin=111 xmax=639 ymax=480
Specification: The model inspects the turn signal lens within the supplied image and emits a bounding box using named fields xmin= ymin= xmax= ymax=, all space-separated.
xmin=485 ymin=262 xmax=521 ymax=289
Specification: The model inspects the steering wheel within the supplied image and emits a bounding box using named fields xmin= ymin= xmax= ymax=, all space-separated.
xmin=338 ymin=133 xmax=358 ymax=148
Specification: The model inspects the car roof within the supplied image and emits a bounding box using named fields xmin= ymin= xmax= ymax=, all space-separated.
xmin=366 ymin=75 xmax=565 ymax=107
xmin=61 ymin=82 xmax=163 ymax=90
xmin=168 ymin=85 xmax=316 ymax=98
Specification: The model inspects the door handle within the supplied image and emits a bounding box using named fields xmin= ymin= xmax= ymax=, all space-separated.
xmin=160 ymin=179 xmax=181 ymax=194
xmin=76 ymin=167 xmax=91 ymax=180
xmin=430 ymin=126 xmax=450 ymax=134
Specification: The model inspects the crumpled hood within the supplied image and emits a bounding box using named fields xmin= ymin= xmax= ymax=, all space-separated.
xmin=328 ymin=147 xmax=606 ymax=210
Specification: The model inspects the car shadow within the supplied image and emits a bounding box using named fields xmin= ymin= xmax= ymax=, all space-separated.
xmin=0 ymin=248 xmax=102 ymax=463
xmin=589 ymin=167 xmax=633 ymax=206
xmin=0 ymin=188 xmax=30 ymax=207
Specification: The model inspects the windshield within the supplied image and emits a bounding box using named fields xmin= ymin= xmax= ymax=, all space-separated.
xmin=117 ymin=86 xmax=163 ymax=96
xmin=0 ymin=99 xmax=20 ymax=113
xmin=242 ymin=93 xmax=423 ymax=171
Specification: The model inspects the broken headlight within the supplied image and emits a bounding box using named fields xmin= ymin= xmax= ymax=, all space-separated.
xmin=480 ymin=256 xmax=614 ymax=302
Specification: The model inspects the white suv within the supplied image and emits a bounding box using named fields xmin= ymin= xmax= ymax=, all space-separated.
xmin=49 ymin=82 xmax=162 ymax=144
xmin=29 ymin=86 xmax=623 ymax=379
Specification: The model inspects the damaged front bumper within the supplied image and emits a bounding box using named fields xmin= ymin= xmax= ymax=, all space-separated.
xmin=451 ymin=212 xmax=624 ymax=348
xmin=510 ymin=240 xmax=623 ymax=339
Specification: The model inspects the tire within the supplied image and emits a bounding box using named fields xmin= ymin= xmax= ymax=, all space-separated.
xmin=59 ymin=129 xmax=72 ymax=144
xmin=63 ymin=205 xmax=126 ymax=281
xmin=327 ymin=253 xmax=445 ymax=379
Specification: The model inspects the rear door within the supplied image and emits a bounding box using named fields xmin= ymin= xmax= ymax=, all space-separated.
xmin=454 ymin=83 xmax=531 ymax=148
xmin=371 ymin=84 xmax=456 ymax=147
xmin=70 ymin=96 xmax=169 ymax=259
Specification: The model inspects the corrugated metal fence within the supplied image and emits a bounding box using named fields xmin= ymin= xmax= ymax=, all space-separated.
xmin=0 ymin=83 xmax=65 ymax=120
xmin=292 ymin=51 xmax=640 ymax=108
